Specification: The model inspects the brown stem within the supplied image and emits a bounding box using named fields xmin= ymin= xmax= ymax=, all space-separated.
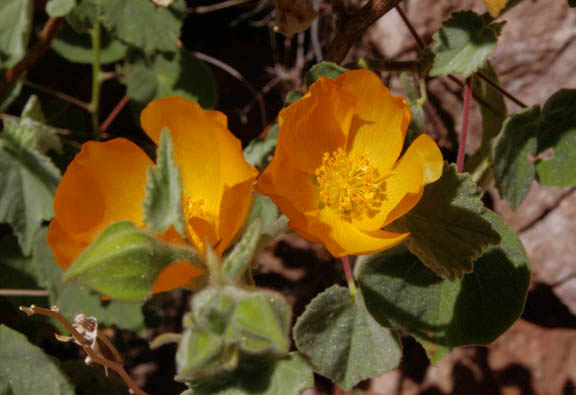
xmin=100 ymin=94 xmax=130 ymax=133
xmin=477 ymin=71 xmax=528 ymax=108
xmin=0 ymin=18 xmax=63 ymax=96
xmin=20 ymin=305 xmax=148 ymax=395
xmin=23 ymin=80 xmax=91 ymax=111
xmin=325 ymin=0 xmax=404 ymax=64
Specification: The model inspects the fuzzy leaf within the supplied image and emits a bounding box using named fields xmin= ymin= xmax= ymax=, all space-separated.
xmin=63 ymin=221 xmax=200 ymax=300
xmin=51 ymin=21 xmax=126 ymax=64
xmin=534 ymin=89 xmax=576 ymax=186
xmin=184 ymin=352 xmax=313 ymax=395
xmin=430 ymin=11 xmax=502 ymax=78
xmin=143 ymin=128 xmax=186 ymax=237
xmin=222 ymin=218 xmax=263 ymax=281
xmin=293 ymin=285 xmax=402 ymax=390
xmin=177 ymin=286 xmax=291 ymax=381
xmin=100 ymin=0 xmax=182 ymax=52
xmin=31 ymin=229 xmax=145 ymax=330
xmin=0 ymin=325 xmax=75 ymax=394
xmin=0 ymin=119 xmax=61 ymax=255
xmin=358 ymin=210 xmax=530 ymax=361
xmin=385 ymin=164 xmax=500 ymax=280
xmin=304 ymin=62 xmax=348 ymax=87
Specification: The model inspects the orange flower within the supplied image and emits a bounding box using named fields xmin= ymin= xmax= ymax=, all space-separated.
xmin=256 ymin=70 xmax=443 ymax=257
xmin=47 ymin=97 xmax=258 ymax=293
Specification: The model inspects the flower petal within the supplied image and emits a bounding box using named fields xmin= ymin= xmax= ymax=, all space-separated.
xmin=276 ymin=76 xmax=355 ymax=173
xmin=47 ymin=138 xmax=153 ymax=268
xmin=217 ymin=178 xmax=256 ymax=255
xmin=140 ymin=97 xmax=257 ymax=251
xmin=312 ymin=209 xmax=409 ymax=257
xmin=336 ymin=70 xmax=411 ymax=173
xmin=152 ymin=261 xmax=205 ymax=294
xmin=355 ymin=134 xmax=442 ymax=231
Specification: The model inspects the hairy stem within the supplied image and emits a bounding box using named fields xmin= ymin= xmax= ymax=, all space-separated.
xmin=90 ymin=19 xmax=102 ymax=139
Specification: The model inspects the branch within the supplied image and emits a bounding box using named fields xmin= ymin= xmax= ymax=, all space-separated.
xmin=325 ymin=0 xmax=404 ymax=64
xmin=20 ymin=305 xmax=148 ymax=395
xmin=0 ymin=17 xmax=63 ymax=96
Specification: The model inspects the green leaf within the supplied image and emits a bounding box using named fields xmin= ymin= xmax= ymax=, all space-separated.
xmin=0 ymin=119 xmax=61 ymax=254
xmin=51 ymin=21 xmax=127 ymax=64
xmin=304 ymin=61 xmax=348 ymax=87
xmin=185 ymin=352 xmax=314 ymax=395
xmin=0 ymin=0 xmax=33 ymax=69
xmin=177 ymin=286 xmax=291 ymax=381
xmin=46 ymin=0 xmax=76 ymax=17
xmin=430 ymin=11 xmax=502 ymax=78
xmin=358 ymin=210 xmax=530 ymax=361
xmin=492 ymin=107 xmax=540 ymax=209
xmin=385 ymin=164 xmax=500 ymax=280
xmin=143 ymin=128 xmax=186 ymax=238
xmin=284 ymin=90 xmax=304 ymax=106
xmin=534 ymin=89 xmax=576 ymax=186
xmin=223 ymin=218 xmax=263 ymax=281
xmin=243 ymin=125 xmax=278 ymax=169
xmin=100 ymin=0 xmax=182 ymax=52
xmin=66 ymin=0 xmax=98 ymax=32
xmin=245 ymin=193 xmax=279 ymax=231
xmin=293 ymin=285 xmax=402 ymax=390
xmin=0 ymin=0 xmax=33 ymax=109
xmin=465 ymin=62 xmax=507 ymax=186
xmin=399 ymin=72 xmax=426 ymax=147
xmin=0 ymin=325 xmax=75 ymax=394
xmin=63 ymin=221 xmax=201 ymax=300
xmin=126 ymin=49 xmax=217 ymax=111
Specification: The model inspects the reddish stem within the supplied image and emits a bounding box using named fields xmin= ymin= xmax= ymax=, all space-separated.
xmin=341 ymin=256 xmax=357 ymax=295
xmin=100 ymin=94 xmax=130 ymax=133
xmin=457 ymin=78 xmax=472 ymax=172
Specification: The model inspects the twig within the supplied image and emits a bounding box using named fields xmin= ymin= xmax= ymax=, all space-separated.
xmin=20 ymin=305 xmax=148 ymax=395
xmin=395 ymin=5 xmax=425 ymax=49
xmin=193 ymin=51 xmax=267 ymax=130
xmin=311 ymin=0 xmax=323 ymax=62
xmin=458 ymin=78 xmax=472 ymax=172
xmin=395 ymin=5 xmax=528 ymax=109
xmin=189 ymin=0 xmax=252 ymax=14
xmin=0 ymin=289 xmax=49 ymax=297
xmin=477 ymin=71 xmax=528 ymax=108
xmin=100 ymin=94 xmax=130 ymax=133
xmin=325 ymin=0 xmax=404 ymax=64
xmin=0 ymin=17 xmax=63 ymax=96
xmin=23 ymin=80 xmax=92 ymax=112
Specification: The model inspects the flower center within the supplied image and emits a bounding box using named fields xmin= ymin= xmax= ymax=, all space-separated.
xmin=183 ymin=195 xmax=215 ymax=250
xmin=315 ymin=148 xmax=385 ymax=221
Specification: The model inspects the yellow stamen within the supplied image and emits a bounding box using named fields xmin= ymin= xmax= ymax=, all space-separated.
xmin=182 ymin=194 xmax=214 ymax=250
xmin=315 ymin=148 xmax=385 ymax=221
